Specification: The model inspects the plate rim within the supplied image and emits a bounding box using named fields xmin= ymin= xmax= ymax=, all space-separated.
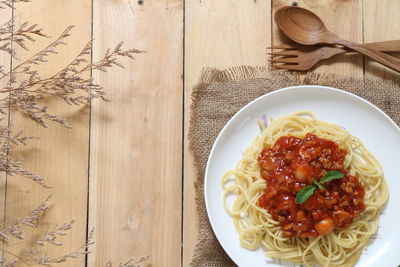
xmin=204 ymin=85 xmax=400 ymax=266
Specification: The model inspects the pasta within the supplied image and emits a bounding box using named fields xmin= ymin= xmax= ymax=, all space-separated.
xmin=222 ymin=111 xmax=388 ymax=267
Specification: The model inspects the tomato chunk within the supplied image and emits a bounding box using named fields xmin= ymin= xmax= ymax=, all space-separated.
xmin=315 ymin=218 xmax=335 ymax=235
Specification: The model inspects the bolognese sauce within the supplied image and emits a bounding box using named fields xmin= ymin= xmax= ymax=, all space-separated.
xmin=257 ymin=133 xmax=365 ymax=238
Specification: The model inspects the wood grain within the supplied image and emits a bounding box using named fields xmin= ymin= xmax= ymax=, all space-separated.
xmin=89 ymin=0 xmax=183 ymax=266
xmin=363 ymin=0 xmax=400 ymax=79
xmin=5 ymin=1 xmax=92 ymax=265
xmin=0 ymin=5 xmax=12 ymax=260
xmin=272 ymin=0 xmax=364 ymax=77
xmin=184 ymin=0 xmax=271 ymax=265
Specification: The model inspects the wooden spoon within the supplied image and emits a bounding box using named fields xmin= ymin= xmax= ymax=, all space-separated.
xmin=274 ymin=6 xmax=400 ymax=72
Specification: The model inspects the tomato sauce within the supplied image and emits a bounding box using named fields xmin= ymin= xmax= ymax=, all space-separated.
xmin=258 ymin=133 xmax=365 ymax=237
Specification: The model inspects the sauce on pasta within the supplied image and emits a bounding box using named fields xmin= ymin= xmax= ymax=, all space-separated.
xmin=257 ymin=133 xmax=365 ymax=237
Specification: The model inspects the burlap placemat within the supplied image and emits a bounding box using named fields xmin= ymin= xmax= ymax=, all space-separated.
xmin=188 ymin=66 xmax=400 ymax=267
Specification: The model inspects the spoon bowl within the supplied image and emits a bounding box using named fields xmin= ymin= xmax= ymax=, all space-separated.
xmin=274 ymin=6 xmax=338 ymax=45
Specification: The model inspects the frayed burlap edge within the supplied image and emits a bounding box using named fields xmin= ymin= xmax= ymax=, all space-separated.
xmin=189 ymin=66 xmax=400 ymax=267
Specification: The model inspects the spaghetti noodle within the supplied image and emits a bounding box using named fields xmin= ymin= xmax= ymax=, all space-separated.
xmin=222 ymin=111 xmax=388 ymax=267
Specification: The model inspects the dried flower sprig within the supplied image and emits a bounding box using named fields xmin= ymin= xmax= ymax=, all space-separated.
xmin=18 ymin=225 xmax=148 ymax=267
xmin=4 ymin=25 xmax=72 ymax=76
xmin=0 ymin=23 xmax=142 ymax=185
xmin=0 ymin=125 xmax=47 ymax=187
xmin=0 ymin=200 xmax=144 ymax=267
xmin=35 ymin=220 xmax=74 ymax=247
xmin=0 ymin=195 xmax=49 ymax=241
xmin=0 ymin=0 xmax=29 ymax=9
xmin=0 ymin=256 xmax=150 ymax=267
xmin=30 ymin=229 xmax=94 ymax=266
xmin=105 ymin=256 xmax=151 ymax=267
xmin=0 ymin=258 xmax=17 ymax=267
xmin=0 ymin=26 xmax=143 ymax=128
xmin=0 ymin=19 xmax=48 ymax=58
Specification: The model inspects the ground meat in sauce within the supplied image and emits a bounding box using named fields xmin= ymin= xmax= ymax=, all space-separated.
xmin=257 ymin=133 xmax=365 ymax=238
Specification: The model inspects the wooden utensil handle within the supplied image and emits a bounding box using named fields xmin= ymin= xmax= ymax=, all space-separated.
xmin=339 ymin=40 xmax=400 ymax=72
xmin=328 ymin=40 xmax=400 ymax=58
xmin=365 ymin=40 xmax=400 ymax=52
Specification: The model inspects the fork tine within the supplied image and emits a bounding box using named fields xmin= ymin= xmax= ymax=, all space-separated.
xmin=271 ymin=64 xmax=302 ymax=71
xmin=269 ymin=57 xmax=298 ymax=64
xmin=267 ymin=50 xmax=299 ymax=56
xmin=266 ymin=44 xmax=295 ymax=50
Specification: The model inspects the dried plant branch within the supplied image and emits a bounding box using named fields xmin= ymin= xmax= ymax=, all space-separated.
xmin=35 ymin=220 xmax=74 ymax=247
xmin=33 ymin=41 xmax=144 ymax=103
xmin=0 ymin=196 xmax=49 ymax=241
xmin=0 ymin=19 xmax=48 ymax=58
xmin=2 ymin=249 xmax=30 ymax=266
xmin=85 ymin=42 xmax=144 ymax=72
xmin=0 ymin=126 xmax=47 ymax=187
xmin=1 ymin=26 xmax=72 ymax=82
xmin=0 ymin=26 xmax=143 ymax=127
xmin=31 ymin=229 xmax=94 ymax=266
xmin=8 ymin=225 xmax=149 ymax=267
xmin=11 ymin=21 xmax=48 ymax=46
xmin=105 ymin=256 xmax=150 ymax=267
xmin=0 ymin=0 xmax=29 ymax=9
xmin=0 ymin=257 xmax=17 ymax=267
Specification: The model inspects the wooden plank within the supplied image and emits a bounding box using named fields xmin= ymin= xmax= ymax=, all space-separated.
xmin=363 ymin=0 xmax=400 ymax=79
xmin=0 ymin=5 xmax=12 ymax=260
xmin=272 ymin=0 xmax=364 ymax=77
xmin=183 ymin=1 xmax=271 ymax=265
xmin=89 ymin=0 xmax=183 ymax=266
xmin=4 ymin=1 xmax=92 ymax=265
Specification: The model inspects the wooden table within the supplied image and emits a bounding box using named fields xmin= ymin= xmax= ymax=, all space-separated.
xmin=3 ymin=0 xmax=399 ymax=266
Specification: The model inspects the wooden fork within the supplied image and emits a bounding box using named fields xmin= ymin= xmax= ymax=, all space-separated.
xmin=268 ymin=40 xmax=400 ymax=71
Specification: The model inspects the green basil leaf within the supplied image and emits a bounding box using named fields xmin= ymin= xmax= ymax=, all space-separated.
xmin=320 ymin=170 xmax=344 ymax=184
xmin=312 ymin=178 xmax=324 ymax=189
xmin=295 ymin=185 xmax=316 ymax=204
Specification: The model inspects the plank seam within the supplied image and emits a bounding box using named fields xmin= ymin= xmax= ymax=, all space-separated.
xmin=85 ymin=0 xmax=95 ymax=266
xmin=362 ymin=0 xmax=365 ymax=78
xmin=181 ymin=0 xmax=186 ymax=266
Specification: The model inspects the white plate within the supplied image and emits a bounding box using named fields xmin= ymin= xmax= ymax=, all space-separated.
xmin=205 ymin=85 xmax=400 ymax=267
